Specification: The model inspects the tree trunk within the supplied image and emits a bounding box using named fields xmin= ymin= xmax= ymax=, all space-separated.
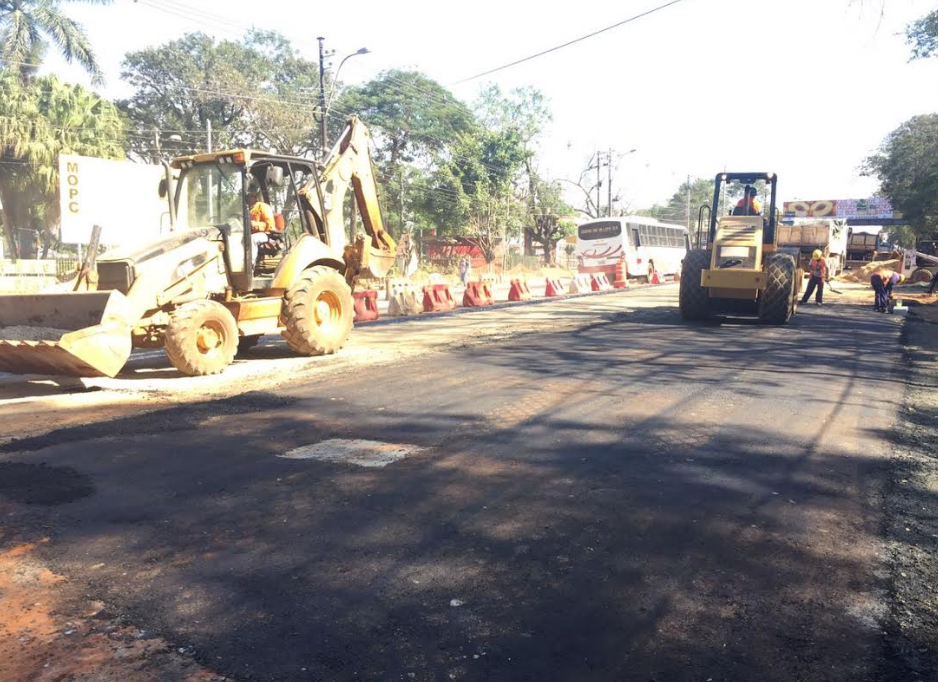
xmin=0 ymin=176 xmax=26 ymax=260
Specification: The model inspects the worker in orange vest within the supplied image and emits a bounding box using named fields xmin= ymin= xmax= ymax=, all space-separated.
xmin=733 ymin=186 xmax=762 ymax=216
xmin=800 ymin=249 xmax=828 ymax=305
xmin=248 ymin=188 xmax=276 ymax=265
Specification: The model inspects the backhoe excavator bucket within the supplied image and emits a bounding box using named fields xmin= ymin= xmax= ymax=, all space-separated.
xmin=0 ymin=291 xmax=134 ymax=378
xmin=360 ymin=242 xmax=396 ymax=280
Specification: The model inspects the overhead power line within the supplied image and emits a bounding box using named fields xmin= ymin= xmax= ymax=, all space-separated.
xmin=453 ymin=0 xmax=687 ymax=84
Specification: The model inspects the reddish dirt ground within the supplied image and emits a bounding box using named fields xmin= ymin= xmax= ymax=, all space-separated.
xmin=0 ymin=520 xmax=230 ymax=682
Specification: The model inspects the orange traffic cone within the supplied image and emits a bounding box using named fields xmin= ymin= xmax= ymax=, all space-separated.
xmin=613 ymin=257 xmax=629 ymax=288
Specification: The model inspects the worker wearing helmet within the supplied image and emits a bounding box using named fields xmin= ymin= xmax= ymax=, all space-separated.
xmin=733 ymin=186 xmax=762 ymax=216
xmin=800 ymin=248 xmax=828 ymax=306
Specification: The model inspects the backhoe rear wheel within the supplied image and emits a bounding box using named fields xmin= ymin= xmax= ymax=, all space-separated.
xmin=759 ymin=253 xmax=796 ymax=325
xmin=164 ymin=300 xmax=238 ymax=376
xmin=912 ymin=267 xmax=934 ymax=284
xmin=679 ymin=249 xmax=711 ymax=321
xmin=282 ymin=265 xmax=354 ymax=356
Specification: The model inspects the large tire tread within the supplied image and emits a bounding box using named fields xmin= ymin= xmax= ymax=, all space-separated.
xmin=164 ymin=300 xmax=238 ymax=376
xmin=760 ymin=253 xmax=796 ymax=325
xmin=679 ymin=249 xmax=711 ymax=320
xmin=282 ymin=265 xmax=354 ymax=356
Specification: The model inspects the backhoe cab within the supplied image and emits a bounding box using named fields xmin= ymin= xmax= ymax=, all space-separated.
xmin=0 ymin=116 xmax=396 ymax=378
xmin=679 ymin=172 xmax=803 ymax=324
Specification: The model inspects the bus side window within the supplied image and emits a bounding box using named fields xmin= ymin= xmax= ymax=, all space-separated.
xmin=631 ymin=227 xmax=641 ymax=247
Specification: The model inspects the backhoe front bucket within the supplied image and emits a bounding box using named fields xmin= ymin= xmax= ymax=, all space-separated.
xmin=0 ymin=291 xmax=134 ymax=377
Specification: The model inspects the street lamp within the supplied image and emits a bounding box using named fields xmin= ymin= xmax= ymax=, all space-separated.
xmin=328 ymin=47 xmax=370 ymax=115
xmin=318 ymin=40 xmax=370 ymax=157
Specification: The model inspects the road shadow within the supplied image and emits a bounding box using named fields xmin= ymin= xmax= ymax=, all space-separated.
xmin=0 ymin=296 xmax=915 ymax=682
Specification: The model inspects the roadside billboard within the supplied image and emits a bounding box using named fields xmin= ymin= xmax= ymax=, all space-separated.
xmin=783 ymin=198 xmax=895 ymax=220
xmin=58 ymin=154 xmax=167 ymax=247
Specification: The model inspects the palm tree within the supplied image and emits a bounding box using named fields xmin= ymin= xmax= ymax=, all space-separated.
xmin=0 ymin=0 xmax=111 ymax=85
xmin=0 ymin=72 xmax=124 ymax=256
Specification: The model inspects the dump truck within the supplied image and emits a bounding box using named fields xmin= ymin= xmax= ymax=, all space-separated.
xmin=680 ymin=172 xmax=803 ymax=324
xmin=846 ymin=230 xmax=882 ymax=267
xmin=777 ymin=218 xmax=848 ymax=277
xmin=0 ymin=115 xmax=395 ymax=378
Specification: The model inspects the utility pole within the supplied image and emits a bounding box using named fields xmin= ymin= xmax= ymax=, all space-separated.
xmin=206 ymin=119 xmax=212 ymax=153
xmin=595 ymin=150 xmax=602 ymax=218
xmin=400 ymin=167 xmax=405 ymax=234
xmin=317 ymin=37 xmax=328 ymax=157
xmin=607 ymin=147 xmax=614 ymax=217
xmin=685 ymin=174 xmax=691 ymax=230
xmin=153 ymin=130 xmax=161 ymax=164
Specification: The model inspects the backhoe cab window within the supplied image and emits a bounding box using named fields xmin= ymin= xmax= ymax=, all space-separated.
xmin=177 ymin=162 xmax=245 ymax=230
xmin=257 ymin=165 xmax=315 ymax=246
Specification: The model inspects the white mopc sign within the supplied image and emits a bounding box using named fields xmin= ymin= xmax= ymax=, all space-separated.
xmin=59 ymin=154 xmax=167 ymax=246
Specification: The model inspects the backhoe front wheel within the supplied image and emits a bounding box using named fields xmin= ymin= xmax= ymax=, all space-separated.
xmin=164 ymin=300 xmax=238 ymax=376
xmin=759 ymin=253 xmax=797 ymax=325
xmin=282 ymin=265 xmax=354 ymax=356
xmin=679 ymin=249 xmax=711 ymax=321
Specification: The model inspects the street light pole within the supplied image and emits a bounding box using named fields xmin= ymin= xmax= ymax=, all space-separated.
xmin=326 ymin=47 xmax=370 ymax=118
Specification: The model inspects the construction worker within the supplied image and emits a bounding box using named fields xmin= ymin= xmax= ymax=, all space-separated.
xmin=801 ymin=249 xmax=827 ymax=305
xmin=884 ymin=270 xmax=904 ymax=300
xmin=249 ymin=189 xmax=276 ymax=233
xmin=871 ymin=267 xmax=903 ymax=312
xmin=248 ymin=188 xmax=275 ymax=264
xmin=733 ymin=187 xmax=762 ymax=216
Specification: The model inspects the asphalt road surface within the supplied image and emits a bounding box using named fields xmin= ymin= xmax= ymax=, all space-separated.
xmin=0 ymin=288 xmax=908 ymax=682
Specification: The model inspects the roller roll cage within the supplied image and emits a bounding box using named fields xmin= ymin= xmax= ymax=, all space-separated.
xmin=707 ymin=172 xmax=778 ymax=245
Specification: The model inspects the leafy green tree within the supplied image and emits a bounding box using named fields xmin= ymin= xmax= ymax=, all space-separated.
xmin=474 ymin=85 xmax=557 ymax=258
xmin=120 ymin=31 xmax=325 ymax=161
xmin=475 ymin=84 xmax=550 ymax=151
xmin=0 ymin=71 xmax=124 ymax=256
xmin=0 ymin=0 xmax=110 ymax=84
xmin=339 ymin=70 xmax=475 ymax=168
xmin=526 ymin=175 xmax=575 ymax=265
xmin=906 ymin=6 xmax=938 ymax=60
xmin=420 ymin=127 xmax=528 ymax=261
xmin=643 ymin=177 xmax=713 ymax=224
xmin=864 ymin=114 xmax=938 ymax=238
xmin=337 ymin=70 xmax=475 ymax=234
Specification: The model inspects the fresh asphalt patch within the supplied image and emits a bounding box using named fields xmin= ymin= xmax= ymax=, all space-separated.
xmin=0 ymin=296 xmax=920 ymax=682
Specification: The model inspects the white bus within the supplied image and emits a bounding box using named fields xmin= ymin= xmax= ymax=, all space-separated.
xmin=576 ymin=216 xmax=689 ymax=280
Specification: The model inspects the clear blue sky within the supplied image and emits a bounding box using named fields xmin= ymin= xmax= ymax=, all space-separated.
xmin=46 ymin=0 xmax=938 ymax=213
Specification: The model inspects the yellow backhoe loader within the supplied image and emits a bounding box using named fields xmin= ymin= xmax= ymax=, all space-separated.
xmin=0 ymin=115 xmax=396 ymax=377
xmin=680 ymin=172 xmax=803 ymax=324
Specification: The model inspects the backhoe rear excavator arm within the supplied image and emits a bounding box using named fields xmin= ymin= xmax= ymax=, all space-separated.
xmin=299 ymin=116 xmax=396 ymax=282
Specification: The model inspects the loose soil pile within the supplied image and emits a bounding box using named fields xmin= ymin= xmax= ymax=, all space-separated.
xmin=838 ymin=259 xmax=899 ymax=282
